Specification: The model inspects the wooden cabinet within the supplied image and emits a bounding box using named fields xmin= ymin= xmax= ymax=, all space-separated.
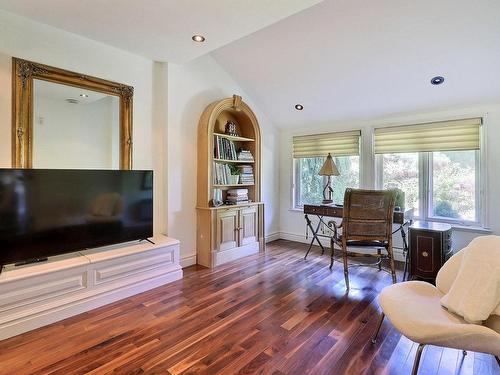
xmin=239 ymin=206 xmax=258 ymax=246
xmin=217 ymin=209 xmax=239 ymax=251
xmin=197 ymin=204 xmax=264 ymax=268
xmin=196 ymin=95 xmax=265 ymax=268
xmin=409 ymin=221 xmax=452 ymax=282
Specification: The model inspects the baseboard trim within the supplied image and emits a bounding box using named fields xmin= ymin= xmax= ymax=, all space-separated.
xmin=180 ymin=254 xmax=197 ymax=268
xmin=265 ymin=232 xmax=280 ymax=243
xmin=277 ymin=231 xmax=406 ymax=262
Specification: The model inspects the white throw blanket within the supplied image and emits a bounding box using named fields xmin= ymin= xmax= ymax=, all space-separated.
xmin=440 ymin=235 xmax=500 ymax=324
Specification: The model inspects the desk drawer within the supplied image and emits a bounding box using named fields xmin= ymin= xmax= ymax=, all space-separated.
xmin=303 ymin=205 xmax=342 ymax=217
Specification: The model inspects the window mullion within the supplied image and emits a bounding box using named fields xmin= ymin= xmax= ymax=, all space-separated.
xmin=419 ymin=152 xmax=429 ymax=221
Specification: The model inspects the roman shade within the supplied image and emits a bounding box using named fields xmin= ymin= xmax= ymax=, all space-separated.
xmin=374 ymin=118 xmax=482 ymax=154
xmin=293 ymin=130 xmax=361 ymax=158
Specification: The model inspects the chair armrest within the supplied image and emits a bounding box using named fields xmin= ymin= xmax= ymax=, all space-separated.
xmin=328 ymin=220 xmax=343 ymax=239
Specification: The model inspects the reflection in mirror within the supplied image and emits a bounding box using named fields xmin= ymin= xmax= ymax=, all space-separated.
xmin=33 ymin=79 xmax=120 ymax=169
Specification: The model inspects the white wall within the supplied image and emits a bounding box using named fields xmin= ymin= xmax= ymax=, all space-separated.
xmin=167 ymin=55 xmax=281 ymax=265
xmin=279 ymin=103 xmax=500 ymax=253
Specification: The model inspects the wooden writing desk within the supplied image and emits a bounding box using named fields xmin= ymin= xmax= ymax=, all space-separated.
xmin=303 ymin=204 xmax=414 ymax=279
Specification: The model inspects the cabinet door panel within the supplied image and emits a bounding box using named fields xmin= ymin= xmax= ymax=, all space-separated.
xmin=217 ymin=209 xmax=239 ymax=251
xmin=239 ymin=206 xmax=258 ymax=246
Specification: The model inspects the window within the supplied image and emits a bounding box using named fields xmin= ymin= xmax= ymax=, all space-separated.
xmin=293 ymin=130 xmax=360 ymax=208
xmin=380 ymin=153 xmax=419 ymax=216
xmin=295 ymin=155 xmax=360 ymax=207
xmin=375 ymin=118 xmax=482 ymax=225
xmin=431 ymin=150 xmax=478 ymax=221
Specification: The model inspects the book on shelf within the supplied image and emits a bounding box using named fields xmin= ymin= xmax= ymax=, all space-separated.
xmin=237 ymin=149 xmax=254 ymax=161
xmin=237 ymin=164 xmax=254 ymax=184
xmin=214 ymin=135 xmax=237 ymax=160
xmin=212 ymin=162 xmax=232 ymax=185
xmin=226 ymin=188 xmax=249 ymax=204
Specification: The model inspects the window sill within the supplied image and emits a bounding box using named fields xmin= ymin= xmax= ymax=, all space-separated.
xmin=446 ymin=224 xmax=491 ymax=234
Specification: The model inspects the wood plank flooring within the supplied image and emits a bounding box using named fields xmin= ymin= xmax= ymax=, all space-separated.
xmin=0 ymin=240 xmax=498 ymax=375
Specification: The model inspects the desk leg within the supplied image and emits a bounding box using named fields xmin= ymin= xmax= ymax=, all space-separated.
xmin=401 ymin=224 xmax=410 ymax=281
xmin=304 ymin=214 xmax=325 ymax=259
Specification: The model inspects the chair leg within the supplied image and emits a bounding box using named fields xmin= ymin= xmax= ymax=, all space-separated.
xmin=329 ymin=238 xmax=334 ymax=269
xmin=377 ymin=248 xmax=382 ymax=270
xmin=387 ymin=244 xmax=397 ymax=284
xmin=371 ymin=312 xmax=385 ymax=344
xmin=411 ymin=344 xmax=426 ymax=375
xmin=342 ymin=244 xmax=349 ymax=290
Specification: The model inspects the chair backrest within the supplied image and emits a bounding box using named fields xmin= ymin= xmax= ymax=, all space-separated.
xmin=342 ymin=188 xmax=397 ymax=243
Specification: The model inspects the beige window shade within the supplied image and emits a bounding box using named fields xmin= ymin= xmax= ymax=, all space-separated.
xmin=293 ymin=130 xmax=361 ymax=158
xmin=374 ymin=118 xmax=482 ymax=154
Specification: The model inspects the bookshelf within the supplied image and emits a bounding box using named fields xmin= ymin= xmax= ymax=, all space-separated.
xmin=196 ymin=95 xmax=265 ymax=268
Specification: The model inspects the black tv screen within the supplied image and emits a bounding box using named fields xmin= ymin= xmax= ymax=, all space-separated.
xmin=0 ymin=169 xmax=153 ymax=266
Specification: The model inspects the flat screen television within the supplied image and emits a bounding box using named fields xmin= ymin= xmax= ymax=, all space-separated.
xmin=0 ymin=169 xmax=153 ymax=267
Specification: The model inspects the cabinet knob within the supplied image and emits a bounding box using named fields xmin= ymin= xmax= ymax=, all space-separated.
xmin=422 ymin=251 xmax=429 ymax=258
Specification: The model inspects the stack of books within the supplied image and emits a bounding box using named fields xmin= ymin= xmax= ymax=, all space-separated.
xmin=237 ymin=149 xmax=254 ymax=162
xmin=226 ymin=188 xmax=249 ymax=204
xmin=212 ymin=162 xmax=232 ymax=185
xmin=214 ymin=136 xmax=237 ymax=160
xmin=238 ymin=165 xmax=254 ymax=184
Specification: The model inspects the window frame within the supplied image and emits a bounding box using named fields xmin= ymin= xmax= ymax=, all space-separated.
xmin=375 ymin=149 xmax=483 ymax=227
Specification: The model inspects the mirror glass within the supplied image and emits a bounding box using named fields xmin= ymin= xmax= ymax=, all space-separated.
xmin=33 ymin=79 xmax=120 ymax=169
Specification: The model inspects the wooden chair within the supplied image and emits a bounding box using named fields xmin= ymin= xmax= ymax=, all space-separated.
xmin=329 ymin=188 xmax=397 ymax=289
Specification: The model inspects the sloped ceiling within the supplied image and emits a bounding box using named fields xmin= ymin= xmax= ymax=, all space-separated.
xmin=0 ymin=0 xmax=323 ymax=63
xmin=212 ymin=0 xmax=500 ymax=128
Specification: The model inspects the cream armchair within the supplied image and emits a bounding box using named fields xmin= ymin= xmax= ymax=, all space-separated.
xmin=371 ymin=249 xmax=500 ymax=375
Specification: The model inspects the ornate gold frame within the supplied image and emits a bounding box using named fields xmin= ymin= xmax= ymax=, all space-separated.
xmin=12 ymin=57 xmax=133 ymax=169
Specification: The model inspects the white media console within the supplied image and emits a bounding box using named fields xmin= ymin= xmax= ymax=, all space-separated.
xmin=0 ymin=235 xmax=182 ymax=340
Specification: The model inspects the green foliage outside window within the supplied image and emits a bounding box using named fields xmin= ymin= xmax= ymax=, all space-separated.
xmin=296 ymin=156 xmax=359 ymax=206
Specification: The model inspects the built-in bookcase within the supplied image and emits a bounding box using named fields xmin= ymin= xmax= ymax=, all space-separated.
xmin=196 ymin=95 xmax=264 ymax=267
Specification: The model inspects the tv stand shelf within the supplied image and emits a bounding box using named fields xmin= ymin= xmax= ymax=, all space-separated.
xmin=0 ymin=235 xmax=182 ymax=340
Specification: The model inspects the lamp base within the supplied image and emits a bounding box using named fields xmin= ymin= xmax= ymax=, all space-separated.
xmin=322 ymin=199 xmax=333 ymax=205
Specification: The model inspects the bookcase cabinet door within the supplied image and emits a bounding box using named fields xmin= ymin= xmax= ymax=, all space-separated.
xmin=217 ymin=209 xmax=239 ymax=251
xmin=239 ymin=206 xmax=258 ymax=246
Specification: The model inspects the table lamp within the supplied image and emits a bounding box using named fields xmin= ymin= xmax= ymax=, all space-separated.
xmin=318 ymin=153 xmax=339 ymax=204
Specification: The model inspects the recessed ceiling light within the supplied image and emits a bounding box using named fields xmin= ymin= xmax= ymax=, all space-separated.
xmin=430 ymin=76 xmax=445 ymax=85
xmin=192 ymin=34 xmax=206 ymax=43
xmin=80 ymin=93 xmax=89 ymax=98
xmin=295 ymin=104 xmax=304 ymax=110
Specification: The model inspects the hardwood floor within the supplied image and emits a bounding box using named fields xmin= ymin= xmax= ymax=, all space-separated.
xmin=0 ymin=240 xmax=498 ymax=375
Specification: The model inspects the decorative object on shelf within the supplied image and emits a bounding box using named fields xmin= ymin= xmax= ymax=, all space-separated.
xmin=225 ymin=120 xmax=239 ymax=137
xmin=228 ymin=164 xmax=242 ymax=185
xmin=318 ymin=153 xmax=340 ymax=204
xmin=210 ymin=188 xmax=223 ymax=207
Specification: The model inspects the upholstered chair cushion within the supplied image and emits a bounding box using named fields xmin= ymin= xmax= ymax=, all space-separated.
xmin=379 ymin=280 xmax=500 ymax=356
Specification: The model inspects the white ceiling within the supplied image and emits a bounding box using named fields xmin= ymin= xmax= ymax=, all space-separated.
xmin=0 ymin=0 xmax=323 ymax=63
xmin=212 ymin=0 xmax=500 ymax=128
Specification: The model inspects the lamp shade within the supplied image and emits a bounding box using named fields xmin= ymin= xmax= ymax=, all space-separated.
xmin=318 ymin=153 xmax=340 ymax=176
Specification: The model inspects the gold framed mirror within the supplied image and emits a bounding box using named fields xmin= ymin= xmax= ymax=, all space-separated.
xmin=12 ymin=57 xmax=133 ymax=169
